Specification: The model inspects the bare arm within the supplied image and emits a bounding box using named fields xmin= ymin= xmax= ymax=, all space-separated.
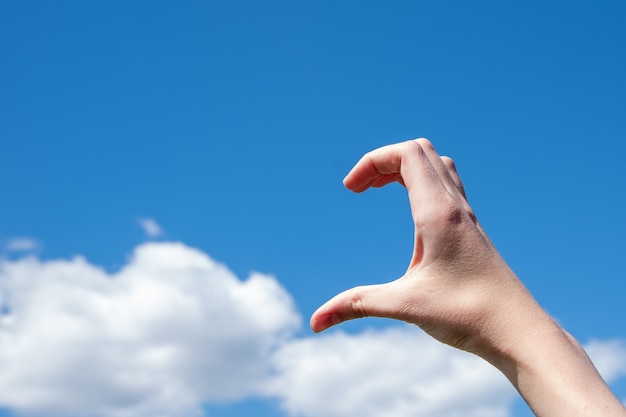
xmin=310 ymin=139 xmax=626 ymax=417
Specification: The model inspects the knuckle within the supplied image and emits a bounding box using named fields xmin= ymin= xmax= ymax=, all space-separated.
xmin=348 ymin=290 xmax=368 ymax=319
xmin=403 ymin=139 xmax=426 ymax=157
xmin=456 ymin=197 xmax=477 ymax=223
xmin=441 ymin=156 xmax=457 ymax=171
xmin=427 ymin=197 xmax=467 ymax=226
xmin=415 ymin=138 xmax=434 ymax=151
xmin=445 ymin=204 xmax=466 ymax=225
xmin=465 ymin=206 xmax=478 ymax=223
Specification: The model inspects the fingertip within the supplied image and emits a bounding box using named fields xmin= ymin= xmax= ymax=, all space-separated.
xmin=310 ymin=312 xmax=341 ymax=333
xmin=342 ymin=175 xmax=351 ymax=189
xmin=342 ymin=175 xmax=366 ymax=193
xmin=440 ymin=155 xmax=457 ymax=171
xmin=309 ymin=313 xmax=321 ymax=333
xmin=342 ymin=164 xmax=362 ymax=190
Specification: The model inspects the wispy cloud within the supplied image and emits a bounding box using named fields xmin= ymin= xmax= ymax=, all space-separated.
xmin=5 ymin=237 xmax=40 ymax=252
xmin=137 ymin=218 xmax=163 ymax=238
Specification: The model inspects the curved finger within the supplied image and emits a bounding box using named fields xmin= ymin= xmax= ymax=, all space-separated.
xmin=440 ymin=155 xmax=478 ymax=223
xmin=343 ymin=143 xmax=404 ymax=192
xmin=310 ymin=282 xmax=405 ymax=332
xmin=440 ymin=156 xmax=467 ymax=199
xmin=415 ymin=139 xmax=467 ymax=204
xmin=343 ymin=141 xmax=446 ymax=218
xmin=369 ymin=173 xmax=404 ymax=188
xmin=343 ymin=141 xmax=437 ymax=193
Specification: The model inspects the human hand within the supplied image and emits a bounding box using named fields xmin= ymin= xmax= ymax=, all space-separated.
xmin=310 ymin=139 xmax=543 ymax=360
xmin=310 ymin=139 xmax=626 ymax=416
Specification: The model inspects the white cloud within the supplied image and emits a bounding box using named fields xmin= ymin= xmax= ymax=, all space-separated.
xmin=1 ymin=242 xmax=625 ymax=417
xmin=138 ymin=218 xmax=163 ymax=238
xmin=268 ymin=327 xmax=517 ymax=417
xmin=0 ymin=242 xmax=300 ymax=417
xmin=5 ymin=237 xmax=40 ymax=252
xmin=584 ymin=339 xmax=626 ymax=384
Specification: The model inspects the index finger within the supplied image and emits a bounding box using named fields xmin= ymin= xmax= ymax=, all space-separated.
xmin=343 ymin=140 xmax=448 ymax=219
xmin=343 ymin=142 xmax=406 ymax=192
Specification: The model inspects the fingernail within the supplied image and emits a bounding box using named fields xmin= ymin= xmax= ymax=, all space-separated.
xmin=314 ymin=313 xmax=340 ymax=332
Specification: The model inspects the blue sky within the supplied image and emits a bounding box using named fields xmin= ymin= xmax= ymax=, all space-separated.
xmin=1 ymin=1 xmax=625 ymax=417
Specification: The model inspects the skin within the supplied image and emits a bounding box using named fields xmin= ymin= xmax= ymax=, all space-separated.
xmin=310 ymin=139 xmax=626 ymax=417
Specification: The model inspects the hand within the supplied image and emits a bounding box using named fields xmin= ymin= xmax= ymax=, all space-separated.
xmin=310 ymin=139 xmax=539 ymax=359
xmin=310 ymin=139 xmax=626 ymax=417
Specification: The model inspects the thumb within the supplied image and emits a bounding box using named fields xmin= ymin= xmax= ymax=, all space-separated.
xmin=310 ymin=282 xmax=404 ymax=333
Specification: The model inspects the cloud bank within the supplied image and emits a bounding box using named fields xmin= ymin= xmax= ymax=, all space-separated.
xmin=0 ymin=242 xmax=299 ymax=416
xmin=1 ymin=242 xmax=625 ymax=417
xmin=268 ymin=327 xmax=516 ymax=417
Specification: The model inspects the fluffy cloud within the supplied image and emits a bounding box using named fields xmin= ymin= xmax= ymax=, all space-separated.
xmin=1 ymin=242 xmax=625 ymax=417
xmin=0 ymin=242 xmax=299 ymax=416
xmin=268 ymin=327 xmax=516 ymax=417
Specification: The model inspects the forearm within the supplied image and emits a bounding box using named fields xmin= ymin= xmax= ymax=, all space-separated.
xmin=489 ymin=307 xmax=626 ymax=417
